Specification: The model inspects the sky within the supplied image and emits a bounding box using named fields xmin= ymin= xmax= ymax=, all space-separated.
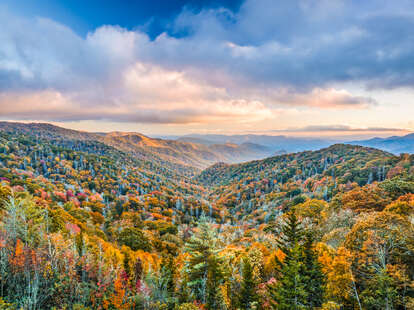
xmin=0 ymin=0 xmax=413 ymax=138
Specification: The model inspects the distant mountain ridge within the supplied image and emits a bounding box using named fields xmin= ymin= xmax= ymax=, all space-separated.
xmin=177 ymin=133 xmax=333 ymax=153
xmin=349 ymin=132 xmax=414 ymax=154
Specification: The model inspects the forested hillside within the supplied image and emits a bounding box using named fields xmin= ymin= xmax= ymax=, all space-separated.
xmin=0 ymin=124 xmax=413 ymax=309
xmin=0 ymin=122 xmax=274 ymax=172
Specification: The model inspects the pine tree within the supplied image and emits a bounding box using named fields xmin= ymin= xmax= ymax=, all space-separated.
xmin=276 ymin=212 xmax=304 ymax=260
xmin=184 ymin=216 xmax=225 ymax=309
xmin=206 ymin=256 xmax=226 ymax=309
xmin=270 ymin=244 xmax=308 ymax=309
xmin=240 ymin=257 xmax=258 ymax=309
xmin=270 ymin=212 xmax=326 ymax=309
xmin=303 ymin=232 xmax=325 ymax=308
xmin=269 ymin=212 xmax=307 ymax=309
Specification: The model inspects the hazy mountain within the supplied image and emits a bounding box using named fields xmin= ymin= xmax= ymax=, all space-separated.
xmin=176 ymin=136 xmax=216 ymax=145
xmin=101 ymin=131 xmax=273 ymax=169
xmin=178 ymin=134 xmax=334 ymax=153
xmin=349 ymin=133 xmax=414 ymax=154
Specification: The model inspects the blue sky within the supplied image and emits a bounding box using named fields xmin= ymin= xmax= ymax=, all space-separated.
xmin=0 ymin=0 xmax=413 ymax=137
xmin=3 ymin=0 xmax=242 ymax=38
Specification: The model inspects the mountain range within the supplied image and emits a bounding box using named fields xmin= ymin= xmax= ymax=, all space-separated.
xmin=176 ymin=133 xmax=333 ymax=154
xmin=348 ymin=133 xmax=414 ymax=154
xmin=1 ymin=122 xmax=413 ymax=175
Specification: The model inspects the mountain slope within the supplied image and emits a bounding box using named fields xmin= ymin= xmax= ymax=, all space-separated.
xmin=101 ymin=132 xmax=273 ymax=170
xmin=0 ymin=122 xmax=273 ymax=174
xmin=197 ymin=144 xmax=395 ymax=187
xmin=195 ymin=144 xmax=412 ymax=222
xmin=0 ymin=121 xmax=199 ymax=177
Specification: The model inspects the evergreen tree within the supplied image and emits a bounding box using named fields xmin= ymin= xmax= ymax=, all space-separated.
xmin=206 ymin=256 xmax=226 ymax=309
xmin=123 ymin=250 xmax=132 ymax=281
xmin=270 ymin=212 xmax=326 ymax=309
xmin=276 ymin=212 xmax=304 ymax=260
xmin=240 ymin=257 xmax=258 ymax=309
xmin=269 ymin=212 xmax=307 ymax=309
xmin=184 ymin=217 xmax=225 ymax=309
xmin=270 ymin=244 xmax=308 ymax=309
xmin=303 ymin=232 xmax=325 ymax=308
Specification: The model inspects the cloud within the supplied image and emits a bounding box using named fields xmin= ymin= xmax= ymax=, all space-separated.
xmin=1 ymin=1 xmax=414 ymax=124
xmin=279 ymin=88 xmax=377 ymax=109
xmin=0 ymin=62 xmax=274 ymax=124
xmin=155 ymin=0 xmax=414 ymax=89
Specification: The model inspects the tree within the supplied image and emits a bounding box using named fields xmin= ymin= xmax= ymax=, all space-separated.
xmin=269 ymin=212 xmax=308 ymax=309
xmin=269 ymin=212 xmax=325 ymax=309
xmin=239 ymin=257 xmax=258 ymax=309
xmin=118 ymin=227 xmax=151 ymax=251
xmin=270 ymin=244 xmax=307 ymax=309
xmin=175 ymin=303 xmax=198 ymax=310
xmin=303 ymin=232 xmax=325 ymax=308
xmin=344 ymin=211 xmax=414 ymax=309
xmin=379 ymin=178 xmax=414 ymax=199
xmin=276 ymin=212 xmax=304 ymax=257
xmin=184 ymin=217 xmax=225 ymax=309
xmin=149 ymin=254 xmax=177 ymax=309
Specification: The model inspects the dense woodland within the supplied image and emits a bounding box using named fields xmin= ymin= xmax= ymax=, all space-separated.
xmin=0 ymin=125 xmax=413 ymax=309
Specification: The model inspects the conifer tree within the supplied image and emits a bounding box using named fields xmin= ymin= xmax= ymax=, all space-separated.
xmin=303 ymin=232 xmax=325 ymax=308
xmin=270 ymin=212 xmax=326 ymax=309
xmin=276 ymin=212 xmax=304 ymax=257
xmin=270 ymin=244 xmax=308 ymax=309
xmin=123 ymin=250 xmax=132 ymax=280
xmin=240 ymin=257 xmax=258 ymax=309
xmin=269 ymin=212 xmax=307 ymax=309
xmin=184 ymin=216 xmax=225 ymax=309
xmin=206 ymin=256 xmax=226 ymax=309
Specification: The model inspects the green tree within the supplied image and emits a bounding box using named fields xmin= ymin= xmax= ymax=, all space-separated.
xmin=303 ymin=232 xmax=325 ymax=308
xmin=184 ymin=217 xmax=225 ymax=309
xmin=361 ymin=269 xmax=398 ymax=310
xmin=239 ymin=257 xmax=258 ymax=309
xmin=118 ymin=227 xmax=151 ymax=251
xmin=276 ymin=212 xmax=304 ymax=257
xmin=270 ymin=211 xmax=323 ymax=309
xmin=270 ymin=213 xmax=326 ymax=309
xmin=269 ymin=212 xmax=307 ymax=309
xmin=270 ymin=244 xmax=308 ymax=309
